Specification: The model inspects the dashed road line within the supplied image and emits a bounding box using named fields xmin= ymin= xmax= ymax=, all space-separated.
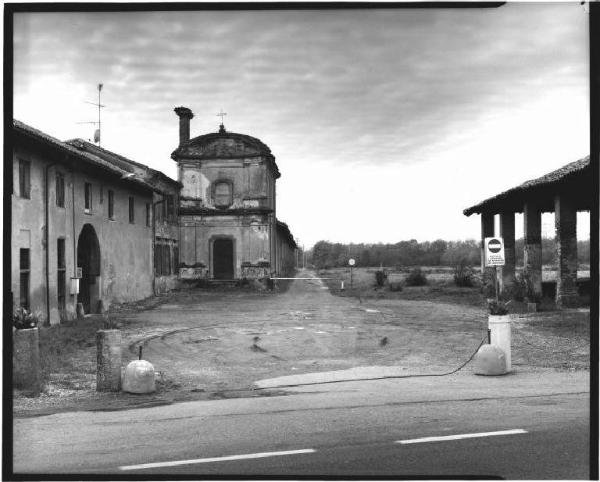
xmin=396 ymin=429 xmax=528 ymax=445
xmin=119 ymin=448 xmax=316 ymax=471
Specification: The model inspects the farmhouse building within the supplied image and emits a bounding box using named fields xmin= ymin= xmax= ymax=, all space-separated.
xmin=172 ymin=107 xmax=297 ymax=280
xmin=11 ymin=120 xmax=180 ymax=324
xmin=464 ymin=155 xmax=591 ymax=307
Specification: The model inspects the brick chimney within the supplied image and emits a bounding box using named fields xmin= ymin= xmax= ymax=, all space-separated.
xmin=174 ymin=106 xmax=194 ymax=146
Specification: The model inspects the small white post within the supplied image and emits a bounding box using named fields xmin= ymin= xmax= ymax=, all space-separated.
xmin=489 ymin=315 xmax=511 ymax=372
xmin=340 ymin=280 xmax=345 ymax=291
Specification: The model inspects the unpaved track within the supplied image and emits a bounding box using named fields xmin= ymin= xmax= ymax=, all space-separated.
xmin=119 ymin=269 xmax=489 ymax=393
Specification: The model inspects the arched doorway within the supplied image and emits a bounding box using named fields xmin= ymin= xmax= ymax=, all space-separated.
xmin=77 ymin=224 xmax=101 ymax=314
xmin=213 ymin=238 xmax=234 ymax=279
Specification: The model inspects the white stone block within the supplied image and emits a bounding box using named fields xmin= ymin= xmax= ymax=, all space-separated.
xmin=122 ymin=360 xmax=156 ymax=394
xmin=473 ymin=344 xmax=508 ymax=376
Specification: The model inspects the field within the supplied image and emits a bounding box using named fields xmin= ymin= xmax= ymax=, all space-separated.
xmin=316 ymin=265 xmax=590 ymax=309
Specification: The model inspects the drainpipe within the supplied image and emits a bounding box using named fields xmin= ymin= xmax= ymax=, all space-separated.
xmin=44 ymin=162 xmax=57 ymax=326
xmin=152 ymin=197 xmax=166 ymax=296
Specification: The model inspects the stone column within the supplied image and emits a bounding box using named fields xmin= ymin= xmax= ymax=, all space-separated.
xmin=480 ymin=212 xmax=495 ymax=273
xmin=523 ymin=202 xmax=543 ymax=302
xmin=555 ymin=194 xmax=578 ymax=307
xmin=96 ymin=329 xmax=122 ymax=391
xmin=499 ymin=212 xmax=516 ymax=296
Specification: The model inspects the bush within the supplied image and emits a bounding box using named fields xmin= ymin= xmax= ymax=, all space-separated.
xmin=389 ymin=281 xmax=403 ymax=292
xmin=375 ymin=270 xmax=387 ymax=287
xmin=487 ymin=299 xmax=509 ymax=316
xmin=453 ymin=260 xmax=474 ymax=287
xmin=13 ymin=308 xmax=41 ymax=330
xmin=405 ymin=268 xmax=427 ymax=286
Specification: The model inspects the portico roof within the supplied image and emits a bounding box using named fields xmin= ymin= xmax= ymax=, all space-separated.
xmin=463 ymin=155 xmax=591 ymax=216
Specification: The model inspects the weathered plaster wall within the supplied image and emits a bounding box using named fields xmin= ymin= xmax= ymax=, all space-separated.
xmin=179 ymin=214 xmax=271 ymax=278
xmin=179 ymin=157 xmax=273 ymax=209
xmin=12 ymin=145 xmax=154 ymax=324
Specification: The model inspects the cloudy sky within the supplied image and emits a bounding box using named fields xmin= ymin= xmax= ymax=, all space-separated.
xmin=13 ymin=4 xmax=590 ymax=248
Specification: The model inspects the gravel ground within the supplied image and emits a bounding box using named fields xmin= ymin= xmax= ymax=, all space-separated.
xmin=13 ymin=269 xmax=589 ymax=417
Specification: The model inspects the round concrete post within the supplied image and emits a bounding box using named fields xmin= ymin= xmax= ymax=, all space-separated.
xmin=489 ymin=315 xmax=511 ymax=372
xmin=13 ymin=328 xmax=42 ymax=394
xmin=96 ymin=329 xmax=122 ymax=391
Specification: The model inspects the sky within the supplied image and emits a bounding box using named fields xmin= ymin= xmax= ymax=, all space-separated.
xmin=12 ymin=3 xmax=590 ymax=248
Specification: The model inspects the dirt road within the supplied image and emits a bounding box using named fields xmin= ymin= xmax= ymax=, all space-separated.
xmin=117 ymin=269 xmax=490 ymax=394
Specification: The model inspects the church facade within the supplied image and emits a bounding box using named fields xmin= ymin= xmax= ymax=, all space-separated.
xmin=172 ymin=107 xmax=296 ymax=280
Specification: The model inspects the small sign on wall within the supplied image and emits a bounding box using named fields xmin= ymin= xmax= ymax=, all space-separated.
xmin=484 ymin=237 xmax=505 ymax=267
xmin=70 ymin=278 xmax=80 ymax=295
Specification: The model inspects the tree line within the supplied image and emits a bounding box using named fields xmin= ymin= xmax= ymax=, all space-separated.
xmin=309 ymin=238 xmax=590 ymax=269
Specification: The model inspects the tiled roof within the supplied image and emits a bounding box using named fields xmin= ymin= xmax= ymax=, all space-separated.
xmin=13 ymin=120 xmax=178 ymax=193
xmin=66 ymin=139 xmax=181 ymax=192
xmin=276 ymin=220 xmax=297 ymax=249
xmin=463 ymin=156 xmax=590 ymax=216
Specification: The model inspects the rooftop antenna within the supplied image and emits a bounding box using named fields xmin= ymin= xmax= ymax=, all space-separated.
xmin=77 ymin=83 xmax=106 ymax=147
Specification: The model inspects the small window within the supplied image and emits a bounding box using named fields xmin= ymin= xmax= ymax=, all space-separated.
xmin=146 ymin=203 xmax=151 ymax=227
xmin=57 ymin=239 xmax=66 ymax=311
xmin=173 ymin=242 xmax=179 ymax=272
xmin=108 ymin=190 xmax=114 ymax=220
xmin=55 ymin=172 xmax=65 ymax=207
xmin=19 ymin=248 xmax=30 ymax=309
xmin=214 ymin=181 xmax=232 ymax=208
xmin=128 ymin=196 xmax=135 ymax=223
xmin=155 ymin=238 xmax=162 ymax=275
xmin=19 ymin=160 xmax=31 ymax=199
xmin=166 ymin=195 xmax=175 ymax=222
xmin=84 ymin=183 xmax=92 ymax=213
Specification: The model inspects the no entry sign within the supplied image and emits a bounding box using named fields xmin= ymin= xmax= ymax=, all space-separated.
xmin=484 ymin=237 xmax=505 ymax=267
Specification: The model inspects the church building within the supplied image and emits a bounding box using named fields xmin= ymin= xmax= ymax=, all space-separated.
xmin=172 ymin=107 xmax=297 ymax=280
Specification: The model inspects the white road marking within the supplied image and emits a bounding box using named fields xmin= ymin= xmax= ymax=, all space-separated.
xmin=365 ymin=309 xmax=380 ymax=313
xmin=119 ymin=448 xmax=316 ymax=471
xmin=396 ymin=429 xmax=527 ymax=445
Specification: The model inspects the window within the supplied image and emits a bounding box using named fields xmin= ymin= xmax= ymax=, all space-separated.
xmin=84 ymin=183 xmax=92 ymax=213
xmin=146 ymin=203 xmax=151 ymax=227
xmin=128 ymin=197 xmax=135 ymax=223
xmin=57 ymin=239 xmax=66 ymax=312
xmin=173 ymin=241 xmax=179 ymax=272
xmin=108 ymin=190 xmax=114 ymax=219
xmin=55 ymin=172 xmax=65 ymax=207
xmin=213 ymin=181 xmax=232 ymax=208
xmin=19 ymin=160 xmax=31 ymax=199
xmin=19 ymin=248 xmax=30 ymax=309
xmin=166 ymin=195 xmax=175 ymax=222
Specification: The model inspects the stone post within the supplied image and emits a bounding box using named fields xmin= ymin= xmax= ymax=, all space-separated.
xmin=96 ymin=329 xmax=122 ymax=391
xmin=523 ymin=202 xmax=543 ymax=302
xmin=13 ymin=328 xmax=41 ymax=394
xmin=480 ymin=212 xmax=495 ymax=286
xmin=555 ymin=194 xmax=578 ymax=307
xmin=499 ymin=212 xmax=516 ymax=297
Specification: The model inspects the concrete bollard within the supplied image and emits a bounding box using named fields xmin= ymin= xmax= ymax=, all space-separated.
xmin=96 ymin=329 xmax=122 ymax=391
xmin=489 ymin=314 xmax=512 ymax=372
xmin=13 ymin=328 xmax=42 ymax=394
xmin=473 ymin=344 xmax=507 ymax=376
xmin=76 ymin=302 xmax=85 ymax=319
xmin=122 ymin=360 xmax=156 ymax=394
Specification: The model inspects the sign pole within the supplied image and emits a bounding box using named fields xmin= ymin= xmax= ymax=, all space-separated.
xmin=351 ymin=266 xmax=354 ymax=290
xmin=494 ymin=266 xmax=499 ymax=302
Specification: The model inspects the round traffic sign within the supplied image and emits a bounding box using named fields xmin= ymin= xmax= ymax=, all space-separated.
xmin=488 ymin=239 xmax=502 ymax=253
xmin=348 ymin=258 xmax=356 ymax=266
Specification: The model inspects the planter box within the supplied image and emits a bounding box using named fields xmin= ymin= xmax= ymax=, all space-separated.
xmin=13 ymin=328 xmax=41 ymax=394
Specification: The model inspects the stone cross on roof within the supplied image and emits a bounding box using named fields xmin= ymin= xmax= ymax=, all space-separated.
xmin=217 ymin=109 xmax=227 ymax=132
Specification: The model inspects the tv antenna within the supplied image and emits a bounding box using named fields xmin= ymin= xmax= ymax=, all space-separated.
xmin=76 ymin=84 xmax=106 ymax=146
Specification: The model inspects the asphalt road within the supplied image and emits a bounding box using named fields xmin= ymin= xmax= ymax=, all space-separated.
xmin=13 ymin=371 xmax=590 ymax=478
